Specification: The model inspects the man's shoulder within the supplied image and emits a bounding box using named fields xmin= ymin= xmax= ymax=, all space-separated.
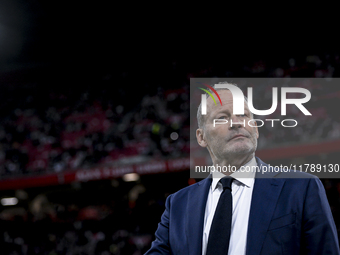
xmin=256 ymin=157 xmax=319 ymax=180
xmin=274 ymin=169 xmax=318 ymax=179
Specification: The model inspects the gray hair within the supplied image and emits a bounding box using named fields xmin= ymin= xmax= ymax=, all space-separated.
xmin=197 ymin=82 xmax=252 ymax=129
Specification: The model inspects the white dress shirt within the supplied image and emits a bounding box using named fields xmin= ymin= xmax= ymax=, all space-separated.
xmin=202 ymin=157 xmax=257 ymax=255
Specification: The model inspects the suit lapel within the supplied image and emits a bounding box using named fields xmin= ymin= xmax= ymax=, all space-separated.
xmin=186 ymin=176 xmax=211 ymax=255
xmin=246 ymin=158 xmax=285 ymax=255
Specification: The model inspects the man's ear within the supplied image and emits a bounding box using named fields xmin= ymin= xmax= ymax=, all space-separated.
xmin=196 ymin=128 xmax=208 ymax=147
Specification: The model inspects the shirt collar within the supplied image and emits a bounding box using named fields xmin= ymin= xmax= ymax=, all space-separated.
xmin=211 ymin=157 xmax=257 ymax=191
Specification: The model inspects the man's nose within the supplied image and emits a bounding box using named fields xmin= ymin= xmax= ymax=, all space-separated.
xmin=228 ymin=115 xmax=245 ymax=130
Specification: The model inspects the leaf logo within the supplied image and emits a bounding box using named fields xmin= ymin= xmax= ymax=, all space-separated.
xmin=197 ymin=83 xmax=223 ymax=106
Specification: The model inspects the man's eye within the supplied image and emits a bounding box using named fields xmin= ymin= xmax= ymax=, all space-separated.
xmin=218 ymin=116 xmax=227 ymax=119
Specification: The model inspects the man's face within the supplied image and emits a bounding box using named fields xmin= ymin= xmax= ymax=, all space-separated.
xmin=197 ymin=90 xmax=259 ymax=160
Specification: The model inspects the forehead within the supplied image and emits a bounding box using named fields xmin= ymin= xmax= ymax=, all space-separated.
xmin=210 ymin=90 xmax=233 ymax=104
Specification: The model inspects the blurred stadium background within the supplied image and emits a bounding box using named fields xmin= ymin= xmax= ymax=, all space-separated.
xmin=0 ymin=1 xmax=340 ymax=254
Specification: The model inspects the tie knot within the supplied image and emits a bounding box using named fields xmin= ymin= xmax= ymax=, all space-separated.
xmin=220 ymin=177 xmax=233 ymax=190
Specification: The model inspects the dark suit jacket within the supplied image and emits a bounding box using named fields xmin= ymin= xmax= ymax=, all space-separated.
xmin=145 ymin=157 xmax=340 ymax=255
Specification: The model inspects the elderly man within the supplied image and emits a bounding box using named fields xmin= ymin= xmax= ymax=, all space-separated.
xmin=145 ymin=85 xmax=339 ymax=255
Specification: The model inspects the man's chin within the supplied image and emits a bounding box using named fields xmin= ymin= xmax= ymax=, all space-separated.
xmin=224 ymin=145 xmax=255 ymax=156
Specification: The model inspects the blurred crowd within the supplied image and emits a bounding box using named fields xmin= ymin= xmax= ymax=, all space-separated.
xmin=0 ymin=54 xmax=340 ymax=177
xmin=0 ymin=200 xmax=157 ymax=255
xmin=0 ymin=172 xmax=186 ymax=255
xmin=0 ymin=85 xmax=190 ymax=177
